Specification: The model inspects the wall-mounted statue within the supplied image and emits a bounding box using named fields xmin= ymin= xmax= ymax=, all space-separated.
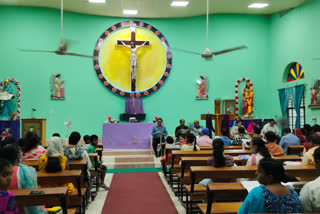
xmin=51 ymin=74 xmax=65 ymax=100
xmin=196 ymin=76 xmax=208 ymax=100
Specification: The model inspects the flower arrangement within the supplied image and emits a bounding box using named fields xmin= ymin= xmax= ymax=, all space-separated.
xmin=9 ymin=112 xmax=16 ymax=120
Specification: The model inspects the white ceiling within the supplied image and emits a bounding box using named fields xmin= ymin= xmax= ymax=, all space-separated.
xmin=0 ymin=0 xmax=309 ymax=18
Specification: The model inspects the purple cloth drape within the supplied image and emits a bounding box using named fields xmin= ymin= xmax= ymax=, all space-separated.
xmin=125 ymin=97 xmax=144 ymax=114
xmin=102 ymin=123 xmax=155 ymax=149
xmin=221 ymin=115 xmax=230 ymax=136
xmin=206 ymin=114 xmax=215 ymax=138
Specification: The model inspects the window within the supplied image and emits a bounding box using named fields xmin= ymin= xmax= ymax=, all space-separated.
xmin=287 ymin=91 xmax=305 ymax=130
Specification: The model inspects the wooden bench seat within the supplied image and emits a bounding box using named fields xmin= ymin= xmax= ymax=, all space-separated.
xmin=198 ymin=202 xmax=242 ymax=214
xmin=10 ymin=187 xmax=69 ymax=214
xmin=22 ymin=159 xmax=87 ymax=171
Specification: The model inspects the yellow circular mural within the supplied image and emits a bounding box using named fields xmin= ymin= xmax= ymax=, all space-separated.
xmin=93 ymin=21 xmax=172 ymax=97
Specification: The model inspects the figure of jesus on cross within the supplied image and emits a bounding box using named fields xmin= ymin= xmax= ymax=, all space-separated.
xmin=117 ymin=26 xmax=150 ymax=92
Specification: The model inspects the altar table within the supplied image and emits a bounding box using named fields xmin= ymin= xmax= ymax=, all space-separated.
xmin=102 ymin=123 xmax=155 ymax=149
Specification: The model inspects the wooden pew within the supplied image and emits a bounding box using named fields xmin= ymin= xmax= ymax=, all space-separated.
xmin=171 ymin=150 xmax=252 ymax=168
xmin=89 ymin=153 xmax=99 ymax=192
xmin=10 ymin=187 xmax=73 ymax=214
xmin=202 ymin=181 xmax=307 ymax=214
xmin=190 ymin=165 xmax=319 ymax=192
xmin=22 ymin=159 xmax=87 ymax=171
xmin=181 ymin=155 xmax=301 ymax=177
xmin=37 ymin=170 xmax=82 ymax=196
xmin=287 ymin=145 xmax=304 ymax=155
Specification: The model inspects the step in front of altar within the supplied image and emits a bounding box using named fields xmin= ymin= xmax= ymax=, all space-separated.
xmin=102 ymin=150 xmax=161 ymax=169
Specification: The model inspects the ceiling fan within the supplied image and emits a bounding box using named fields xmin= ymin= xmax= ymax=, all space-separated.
xmin=18 ymin=0 xmax=92 ymax=58
xmin=172 ymin=0 xmax=247 ymax=59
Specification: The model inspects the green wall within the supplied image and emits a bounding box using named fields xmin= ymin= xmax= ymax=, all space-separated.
xmin=270 ymin=0 xmax=320 ymax=126
xmin=0 ymin=6 xmax=272 ymax=137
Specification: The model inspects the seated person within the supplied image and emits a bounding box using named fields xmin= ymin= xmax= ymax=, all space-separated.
xmin=160 ymin=136 xmax=175 ymax=163
xmin=87 ymin=135 xmax=109 ymax=190
xmin=174 ymin=119 xmax=189 ymax=142
xmin=39 ymin=137 xmax=68 ymax=172
xmin=0 ymin=145 xmax=46 ymax=214
xmin=301 ymin=133 xmax=320 ymax=165
xmin=261 ymin=119 xmax=280 ymax=137
xmin=238 ymin=158 xmax=301 ymax=214
xmin=21 ymin=132 xmax=46 ymax=160
xmin=219 ymin=128 xmax=232 ymax=146
xmin=300 ymin=147 xmax=320 ymax=212
xmin=0 ymin=136 xmax=18 ymax=148
xmin=178 ymin=135 xmax=187 ymax=146
xmin=196 ymin=128 xmax=212 ymax=147
xmin=190 ymin=120 xmax=204 ymax=137
xmin=52 ymin=133 xmax=61 ymax=138
xmin=180 ymin=133 xmax=200 ymax=151
xmin=247 ymin=137 xmax=271 ymax=166
xmin=279 ymin=128 xmax=300 ymax=154
xmin=231 ymin=120 xmax=246 ymax=138
xmin=199 ymin=138 xmax=234 ymax=186
xmin=0 ymin=158 xmax=18 ymax=214
xmin=64 ymin=132 xmax=92 ymax=170
xmin=265 ymin=131 xmax=285 ymax=157
xmin=232 ymin=127 xmax=249 ymax=146
xmin=252 ymin=126 xmax=263 ymax=139
xmin=82 ymin=135 xmax=91 ymax=151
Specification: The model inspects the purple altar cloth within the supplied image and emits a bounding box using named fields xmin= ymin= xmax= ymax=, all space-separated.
xmin=102 ymin=122 xmax=155 ymax=149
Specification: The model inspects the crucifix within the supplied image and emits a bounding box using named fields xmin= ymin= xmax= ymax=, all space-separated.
xmin=117 ymin=26 xmax=150 ymax=92
xmin=201 ymin=99 xmax=235 ymax=136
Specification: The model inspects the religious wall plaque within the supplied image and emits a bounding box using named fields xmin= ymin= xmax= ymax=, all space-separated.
xmin=93 ymin=21 xmax=172 ymax=97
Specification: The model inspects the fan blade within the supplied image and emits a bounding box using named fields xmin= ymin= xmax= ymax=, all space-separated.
xmin=212 ymin=45 xmax=248 ymax=56
xmin=171 ymin=47 xmax=202 ymax=56
xmin=18 ymin=48 xmax=56 ymax=53
xmin=63 ymin=52 xmax=93 ymax=58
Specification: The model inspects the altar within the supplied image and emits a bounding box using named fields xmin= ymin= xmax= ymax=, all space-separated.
xmin=102 ymin=122 xmax=155 ymax=149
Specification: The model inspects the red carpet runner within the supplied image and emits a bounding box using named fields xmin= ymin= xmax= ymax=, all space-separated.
xmin=101 ymin=172 xmax=179 ymax=214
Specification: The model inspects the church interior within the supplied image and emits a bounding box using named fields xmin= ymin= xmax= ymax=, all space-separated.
xmin=1 ymin=0 xmax=320 ymax=213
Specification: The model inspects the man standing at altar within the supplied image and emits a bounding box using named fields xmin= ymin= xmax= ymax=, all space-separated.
xmin=262 ymin=119 xmax=279 ymax=136
xmin=151 ymin=118 xmax=168 ymax=157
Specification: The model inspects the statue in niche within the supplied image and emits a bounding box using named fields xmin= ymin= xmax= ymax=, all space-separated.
xmin=0 ymin=79 xmax=14 ymax=120
xmin=242 ymin=81 xmax=253 ymax=117
xmin=196 ymin=76 xmax=208 ymax=100
xmin=51 ymin=74 xmax=65 ymax=100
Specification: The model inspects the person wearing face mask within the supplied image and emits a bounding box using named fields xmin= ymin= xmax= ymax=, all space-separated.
xmin=238 ymin=158 xmax=302 ymax=214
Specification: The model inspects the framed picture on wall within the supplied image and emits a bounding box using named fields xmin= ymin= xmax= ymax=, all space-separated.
xmin=222 ymin=99 xmax=235 ymax=114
